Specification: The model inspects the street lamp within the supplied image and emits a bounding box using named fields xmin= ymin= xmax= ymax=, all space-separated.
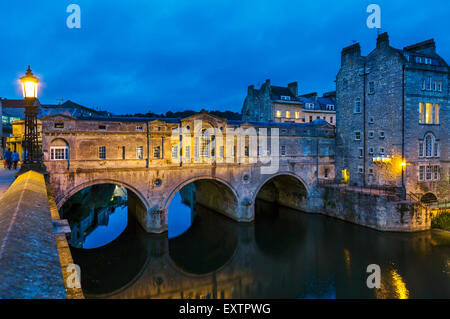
xmin=17 ymin=66 xmax=45 ymax=175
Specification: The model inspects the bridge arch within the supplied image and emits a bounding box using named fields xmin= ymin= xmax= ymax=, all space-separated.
xmin=163 ymin=175 xmax=240 ymax=211
xmin=252 ymin=171 xmax=310 ymax=204
xmin=56 ymin=178 xmax=149 ymax=211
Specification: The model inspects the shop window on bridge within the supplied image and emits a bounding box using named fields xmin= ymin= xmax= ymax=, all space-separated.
xmin=99 ymin=146 xmax=106 ymax=160
xmin=136 ymin=146 xmax=144 ymax=159
xmin=154 ymin=146 xmax=161 ymax=159
xmin=50 ymin=146 xmax=69 ymax=160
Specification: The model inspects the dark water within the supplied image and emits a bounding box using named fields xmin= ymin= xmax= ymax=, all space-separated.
xmin=66 ymin=187 xmax=450 ymax=299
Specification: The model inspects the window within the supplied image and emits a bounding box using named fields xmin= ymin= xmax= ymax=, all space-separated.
xmin=309 ymin=116 xmax=313 ymax=122
xmin=153 ymin=146 xmax=161 ymax=159
xmin=368 ymin=168 xmax=374 ymax=175
xmin=354 ymin=98 xmax=361 ymax=113
xmin=171 ymin=145 xmax=178 ymax=159
xmin=185 ymin=146 xmax=191 ymax=159
xmin=200 ymin=132 xmax=210 ymax=158
xmin=316 ymin=116 xmax=320 ymax=120
xmin=99 ymin=146 xmax=106 ymax=160
xmin=368 ymin=81 xmax=375 ymax=94
xmin=280 ymin=95 xmax=290 ymax=101
xmin=295 ymin=111 xmax=300 ymax=119
xmin=276 ymin=110 xmax=281 ymax=118
xmin=433 ymin=142 xmax=439 ymax=157
xmin=324 ymin=168 xmax=329 ymax=179
xmin=369 ymin=116 xmax=374 ymax=124
xmin=369 ymin=147 xmax=374 ymax=155
xmin=438 ymin=81 xmax=442 ymax=92
xmin=136 ymin=146 xmax=144 ymax=159
xmin=419 ymin=142 xmax=424 ymax=157
xmin=121 ymin=146 xmax=125 ymax=160
xmin=358 ymin=148 xmax=363 ymax=158
xmin=136 ymin=125 xmax=143 ymax=131
xmin=194 ymin=137 xmax=199 ymax=158
xmin=379 ymin=147 xmax=385 ymax=155
xmin=285 ymin=111 xmax=290 ymax=118
xmin=281 ymin=145 xmax=286 ymax=156
xmin=244 ymin=146 xmax=249 ymax=157
xmin=305 ymin=103 xmax=314 ymax=109
xmin=99 ymin=125 xmax=106 ymax=130
xmin=379 ymin=131 xmax=385 ymax=139
xmin=302 ymin=116 xmax=306 ymax=123
xmin=368 ymin=131 xmax=374 ymax=138
xmin=433 ymin=166 xmax=440 ymax=180
xmin=355 ymin=131 xmax=361 ymax=141
xmin=425 ymin=135 xmax=433 ymax=157
xmin=434 ymin=104 xmax=439 ymax=124
xmin=428 ymin=76 xmax=432 ymax=90
xmin=358 ymin=166 xmax=364 ymax=174
xmin=421 ymin=79 xmax=426 ymax=90
xmin=419 ymin=166 xmax=425 ymax=181
xmin=433 ymin=80 xmax=437 ymax=91
xmin=420 ymin=102 xmax=439 ymax=124
xmin=220 ymin=146 xmax=224 ymax=158
xmin=54 ymin=122 xmax=64 ymax=128
xmin=50 ymin=146 xmax=69 ymax=160
xmin=326 ymin=104 xmax=334 ymax=110
xmin=329 ymin=117 xmax=333 ymax=124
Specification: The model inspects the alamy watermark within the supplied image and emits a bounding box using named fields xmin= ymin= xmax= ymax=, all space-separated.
xmin=170 ymin=120 xmax=280 ymax=174
xmin=366 ymin=4 xmax=381 ymax=29
xmin=66 ymin=4 xmax=81 ymax=29
xmin=66 ymin=263 xmax=81 ymax=289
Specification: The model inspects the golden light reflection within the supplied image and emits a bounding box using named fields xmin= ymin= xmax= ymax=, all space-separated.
xmin=343 ymin=249 xmax=351 ymax=274
xmin=391 ymin=269 xmax=409 ymax=299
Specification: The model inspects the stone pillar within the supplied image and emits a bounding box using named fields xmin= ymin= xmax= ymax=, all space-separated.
xmin=237 ymin=199 xmax=254 ymax=222
xmin=148 ymin=208 xmax=168 ymax=234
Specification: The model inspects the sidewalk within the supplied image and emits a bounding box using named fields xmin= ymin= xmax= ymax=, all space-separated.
xmin=0 ymin=167 xmax=17 ymax=200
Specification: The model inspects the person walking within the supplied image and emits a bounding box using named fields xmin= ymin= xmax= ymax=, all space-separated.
xmin=4 ymin=148 xmax=12 ymax=170
xmin=11 ymin=150 xmax=19 ymax=170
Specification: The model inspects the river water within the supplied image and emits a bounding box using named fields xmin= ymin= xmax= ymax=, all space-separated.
xmin=64 ymin=185 xmax=450 ymax=299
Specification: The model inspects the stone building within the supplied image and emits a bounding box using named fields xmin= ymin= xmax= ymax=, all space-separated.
xmin=241 ymin=79 xmax=336 ymax=125
xmin=335 ymin=32 xmax=449 ymax=203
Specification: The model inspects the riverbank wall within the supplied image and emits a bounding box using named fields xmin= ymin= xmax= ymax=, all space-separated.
xmin=320 ymin=186 xmax=431 ymax=232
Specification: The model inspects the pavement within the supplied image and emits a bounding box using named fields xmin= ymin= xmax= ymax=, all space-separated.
xmin=0 ymin=167 xmax=17 ymax=200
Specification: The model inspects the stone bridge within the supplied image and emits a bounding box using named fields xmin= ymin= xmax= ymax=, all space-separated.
xmin=42 ymin=113 xmax=335 ymax=234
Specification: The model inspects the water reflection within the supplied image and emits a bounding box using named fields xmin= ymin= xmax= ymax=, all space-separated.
xmin=68 ymin=192 xmax=450 ymax=299
xmin=61 ymin=184 xmax=128 ymax=249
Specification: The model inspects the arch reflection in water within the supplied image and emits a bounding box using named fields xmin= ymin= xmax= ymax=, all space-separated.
xmin=168 ymin=179 xmax=239 ymax=239
xmin=61 ymin=184 xmax=129 ymax=249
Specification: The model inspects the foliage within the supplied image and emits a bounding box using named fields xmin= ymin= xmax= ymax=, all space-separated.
xmin=431 ymin=212 xmax=450 ymax=231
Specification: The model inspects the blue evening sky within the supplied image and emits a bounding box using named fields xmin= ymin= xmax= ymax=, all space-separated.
xmin=1 ymin=0 xmax=448 ymax=114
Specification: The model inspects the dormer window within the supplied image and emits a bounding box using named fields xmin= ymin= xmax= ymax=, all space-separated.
xmin=280 ymin=95 xmax=291 ymax=101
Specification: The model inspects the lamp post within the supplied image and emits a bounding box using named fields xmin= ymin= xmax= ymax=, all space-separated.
xmin=17 ymin=66 xmax=45 ymax=176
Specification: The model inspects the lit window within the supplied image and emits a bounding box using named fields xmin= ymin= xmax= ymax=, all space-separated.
xmin=286 ymin=111 xmax=290 ymax=118
xmin=425 ymin=103 xmax=433 ymax=124
xmin=50 ymin=146 xmax=69 ymax=160
xmin=419 ymin=102 xmax=424 ymax=123
xmin=276 ymin=110 xmax=281 ymax=118
xmin=295 ymin=111 xmax=300 ymax=119
xmin=136 ymin=146 xmax=144 ymax=159
xmin=434 ymin=104 xmax=439 ymax=124
xmin=99 ymin=146 xmax=106 ymax=160
xmin=171 ymin=145 xmax=178 ymax=159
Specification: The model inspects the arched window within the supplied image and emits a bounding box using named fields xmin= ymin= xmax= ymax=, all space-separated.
xmin=423 ymin=133 xmax=439 ymax=158
xmin=50 ymin=138 xmax=69 ymax=160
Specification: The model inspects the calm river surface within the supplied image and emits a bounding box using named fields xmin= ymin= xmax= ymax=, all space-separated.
xmin=64 ymin=185 xmax=450 ymax=299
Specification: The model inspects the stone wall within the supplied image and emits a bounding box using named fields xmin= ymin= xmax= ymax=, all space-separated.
xmin=321 ymin=186 xmax=431 ymax=232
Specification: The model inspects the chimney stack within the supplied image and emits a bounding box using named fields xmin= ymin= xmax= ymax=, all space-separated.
xmin=376 ymin=32 xmax=389 ymax=48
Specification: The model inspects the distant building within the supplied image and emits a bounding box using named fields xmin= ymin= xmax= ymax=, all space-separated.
xmin=336 ymin=32 xmax=449 ymax=203
xmin=241 ymin=79 xmax=336 ymax=125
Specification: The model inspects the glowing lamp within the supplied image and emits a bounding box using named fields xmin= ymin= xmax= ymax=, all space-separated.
xmin=19 ymin=66 xmax=39 ymax=99
xmin=401 ymin=161 xmax=406 ymax=167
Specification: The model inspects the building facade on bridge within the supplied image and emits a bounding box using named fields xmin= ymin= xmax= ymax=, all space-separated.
xmin=241 ymin=80 xmax=336 ymax=125
xmin=42 ymin=112 xmax=335 ymax=233
xmin=336 ymin=32 xmax=449 ymax=204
